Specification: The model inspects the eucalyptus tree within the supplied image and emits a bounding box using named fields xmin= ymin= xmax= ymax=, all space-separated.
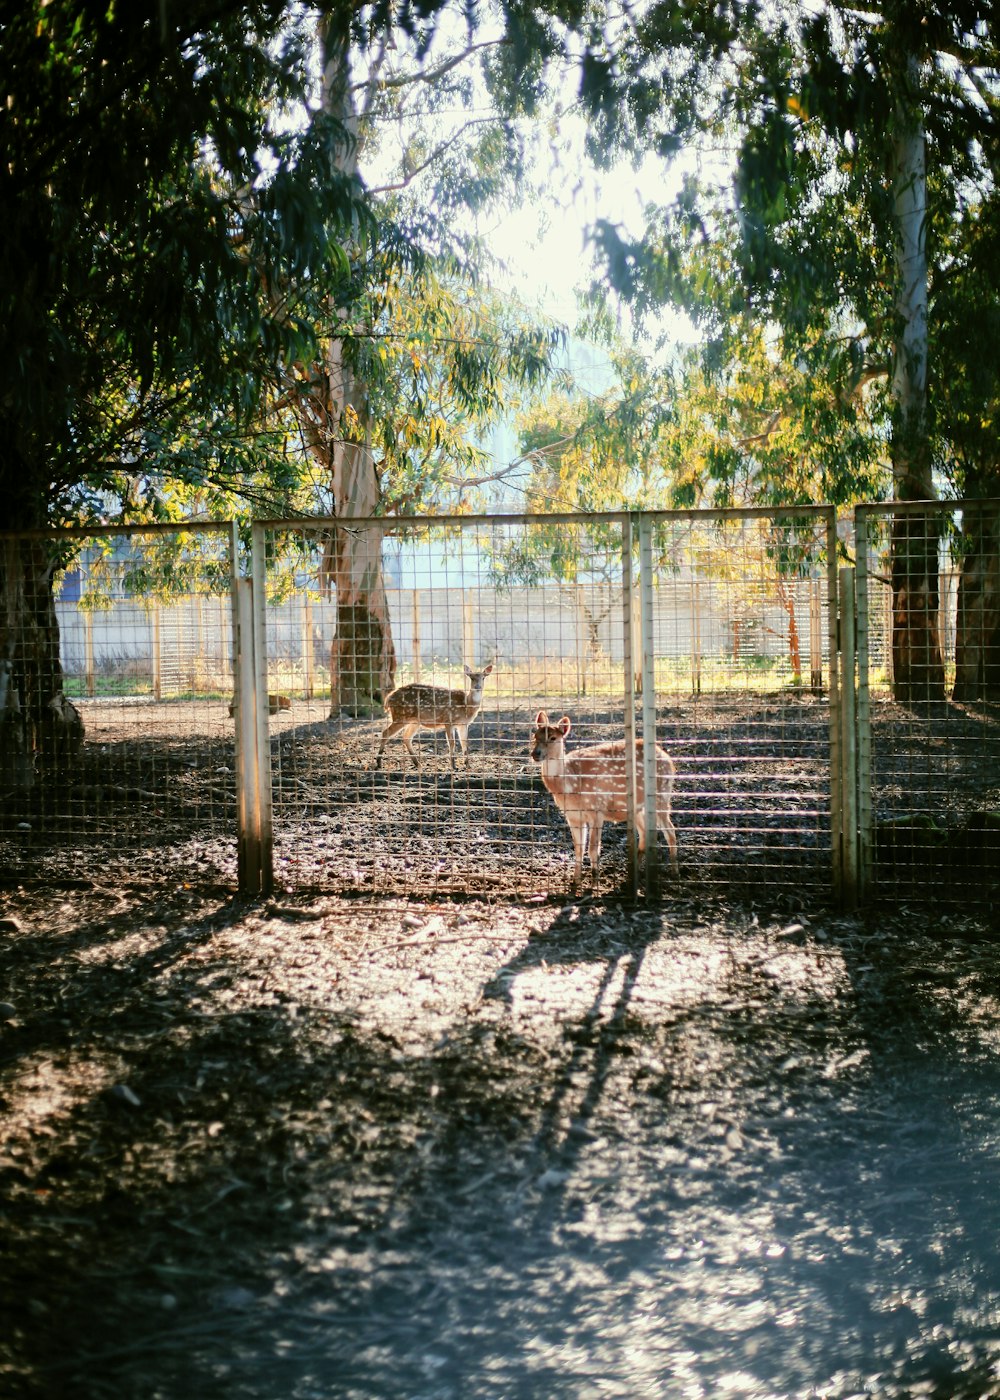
xmin=283 ymin=7 xmax=562 ymax=713
xmin=931 ymin=187 xmax=1000 ymax=699
xmin=0 ymin=0 xmax=560 ymax=784
xmin=0 ymin=0 xmax=371 ymax=783
xmin=561 ymin=0 xmax=1000 ymax=703
xmin=504 ymin=324 xmax=886 ymax=683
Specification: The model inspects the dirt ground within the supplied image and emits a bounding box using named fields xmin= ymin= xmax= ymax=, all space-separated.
xmin=2 ymin=876 xmax=1000 ymax=1399
xmin=3 ymin=692 xmax=999 ymax=905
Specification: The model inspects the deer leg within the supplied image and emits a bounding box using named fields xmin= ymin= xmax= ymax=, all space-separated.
xmin=375 ymin=716 xmax=406 ymax=769
xmin=587 ymin=818 xmax=603 ymax=882
xmin=455 ymin=724 xmax=470 ymax=768
xmin=569 ymin=821 xmax=588 ymax=891
xmin=401 ymin=722 xmax=421 ymax=769
xmin=662 ymin=814 xmax=679 ymax=875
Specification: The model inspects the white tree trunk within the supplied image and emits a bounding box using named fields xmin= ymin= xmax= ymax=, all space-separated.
xmin=314 ymin=19 xmax=396 ymax=715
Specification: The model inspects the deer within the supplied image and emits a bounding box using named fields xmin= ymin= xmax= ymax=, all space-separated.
xmin=530 ymin=711 xmax=678 ymax=891
xmin=374 ymin=662 xmax=494 ymax=771
xmin=229 ymin=694 xmax=292 ymax=718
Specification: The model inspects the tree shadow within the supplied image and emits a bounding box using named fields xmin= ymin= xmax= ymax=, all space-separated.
xmin=481 ymin=900 xmax=664 ymax=1182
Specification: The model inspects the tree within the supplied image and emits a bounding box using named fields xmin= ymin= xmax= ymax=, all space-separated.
xmin=0 ymin=0 xmax=368 ymax=785
xmin=933 ymin=190 xmax=1000 ymax=700
xmin=0 ymin=0 xmax=562 ymax=783
xmin=279 ymin=8 xmax=561 ymax=713
xmin=562 ymin=0 xmax=1000 ymax=703
xmin=507 ymin=327 xmax=867 ymax=684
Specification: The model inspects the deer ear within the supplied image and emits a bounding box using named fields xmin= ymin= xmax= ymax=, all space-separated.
xmin=535 ymin=710 xmax=548 ymax=727
xmin=483 ymin=663 xmax=493 ymax=675
xmin=464 ymin=664 xmax=472 ymax=676
xmin=559 ymin=716 xmax=572 ymax=737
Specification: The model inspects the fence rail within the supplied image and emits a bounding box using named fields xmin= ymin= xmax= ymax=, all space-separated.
xmin=1 ymin=503 xmax=997 ymax=910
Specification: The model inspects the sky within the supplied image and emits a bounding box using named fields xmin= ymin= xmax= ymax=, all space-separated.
xmin=482 ymin=112 xmax=703 ymax=372
xmin=362 ymin=24 xmax=708 ymax=504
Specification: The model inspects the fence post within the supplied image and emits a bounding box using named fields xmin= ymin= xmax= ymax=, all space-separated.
xmin=575 ymin=585 xmax=587 ymax=698
xmin=828 ymin=515 xmax=843 ymax=903
xmin=638 ymin=516 xmax=660 ymax=899
xmin=83 ymin=608 xmax=95 ymax=698
xmin=411 ymin=589 xmax=422 ymax=682
xmin=251 ymin=523 xmax=274 ymax=894
xmin=303 ymin=595 xmax=315 ymax=700
xmin=463 ymin=599 xmax=475 ymax=669
xmin=691 ymin=577 xmax=702 ymax=695
xmin=194 ymin=595 xmax=204 ymax=694
xmin=218 ymin=597 xmax=228 ymax=690
xmin=854 ymin=513 xmax=873 ymax=901
xmin=621 ymin=515 xmax=639 ymax=898
xmin=231 ymin=524 xmax=273 ymax=895
xmin=838 ymin=565 xmax=859 ymax=909
xmin=809 ymin=577 xmax=823 ymax=694
xmin=631 ymin=588 xmax=642 ymax=696
xmin=152 ymin=608 xmax=162 ymax=700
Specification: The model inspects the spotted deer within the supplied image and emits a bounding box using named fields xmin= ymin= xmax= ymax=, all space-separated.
xmin=375 ymin=663 xmax=494 ymax=770
xmin=530 ymin=711 xmax=678 ymax=890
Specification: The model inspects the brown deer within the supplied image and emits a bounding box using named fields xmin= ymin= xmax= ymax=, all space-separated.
xmin=375 ymin=663 xmax=494 ymax=770
xmin=530 ymin=711 xmax=678 ymax=890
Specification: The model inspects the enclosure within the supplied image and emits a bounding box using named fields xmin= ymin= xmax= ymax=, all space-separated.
xmin=1 ymin=504 xmax=998 ymax=910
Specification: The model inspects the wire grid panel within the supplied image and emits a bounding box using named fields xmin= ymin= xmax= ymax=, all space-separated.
xmin=257 ymin=511 xmax=840 ymax=899
xmin=857 ymin=501 xmax=1000 ymax=907
xmin=646 ymin=510 xmax=837 ymax=899
xmin=258 ymin=515 xmax=649 ymax=895
xmin=0 ymin=525 xmax=239 ymax=886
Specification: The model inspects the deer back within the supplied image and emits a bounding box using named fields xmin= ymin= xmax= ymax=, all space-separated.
xmin=532 ymin=713 xmax=674 ymax=822
xmin=384 ymin=683 xmax=473 ymax=723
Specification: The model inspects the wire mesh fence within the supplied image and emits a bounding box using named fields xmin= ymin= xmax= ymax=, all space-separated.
xmin=254 ymin=516 xmax=637 ymax=895
xmin=2 ymin=504 xmax=996 ymax=907
xmin=253 ymin=510 xmax=838 ymax=899
xmin=0 ymin=524 xmax=240 ymax=886
xmin=646 ymin=509 xmax=837 ymax=900
xmin=856 ymin=501 xmax=1000 ymax=906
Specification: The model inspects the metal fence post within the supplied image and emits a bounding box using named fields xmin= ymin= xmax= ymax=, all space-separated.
xmin=231 ymin=524 xmax=273 ymax=895
xmin=691 ymin=577 xmax=702 ymax=695
xmin=809 ymin=578 xmax=823 ymax=694
xmin=638 ymin=516 xmax=660 ymax=900
xmin=854 ymin=512 xmax=873 ymax=901
xmin=152 ymin=608 xmax=162 ymax=701
xmin=83 ymin=607 xmax=95 ymax=697
xmin=303 ymin=595 xmax=315 ymax=699
xmin=828 ymin=515 xmax=843 ymax=902
xmin=250 ymin=523 xmax=274 ymax=894
xmin=411 ymin=589 xmax=422 ymax=682
xmin=838 ymin=565 xmax=859 ymax=909
xmin=621 ymin=514 xmax=639 ymax=898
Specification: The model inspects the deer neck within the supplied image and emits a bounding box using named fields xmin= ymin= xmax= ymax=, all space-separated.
xmin=540 ymin=745 xmax=569 ymax=785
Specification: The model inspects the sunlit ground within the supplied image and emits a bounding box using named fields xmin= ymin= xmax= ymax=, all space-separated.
xmin=3 ymin=890 xmax=1000 ymax=1399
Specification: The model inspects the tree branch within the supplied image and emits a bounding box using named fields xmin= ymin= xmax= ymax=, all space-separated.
xmin=367 ymin=118 xmax=502 ymax=195
xmin=355 ymin=38 xmax=506 ymax=96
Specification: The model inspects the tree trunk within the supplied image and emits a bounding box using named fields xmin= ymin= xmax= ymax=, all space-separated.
xmin=325 ymin=517 xmax=397 ymax=714
xmin=0 ymin=536 xmax=84 ymax=791
xmin=775 ymin=576 xmax=802 ymax=685
xmin=953 ymin=498 xmax=1000 ymax=702
xmin=889 ymin=51 xmax=945 ymax=706
xmin=314 ymin=17 xmax=396 ymax=717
